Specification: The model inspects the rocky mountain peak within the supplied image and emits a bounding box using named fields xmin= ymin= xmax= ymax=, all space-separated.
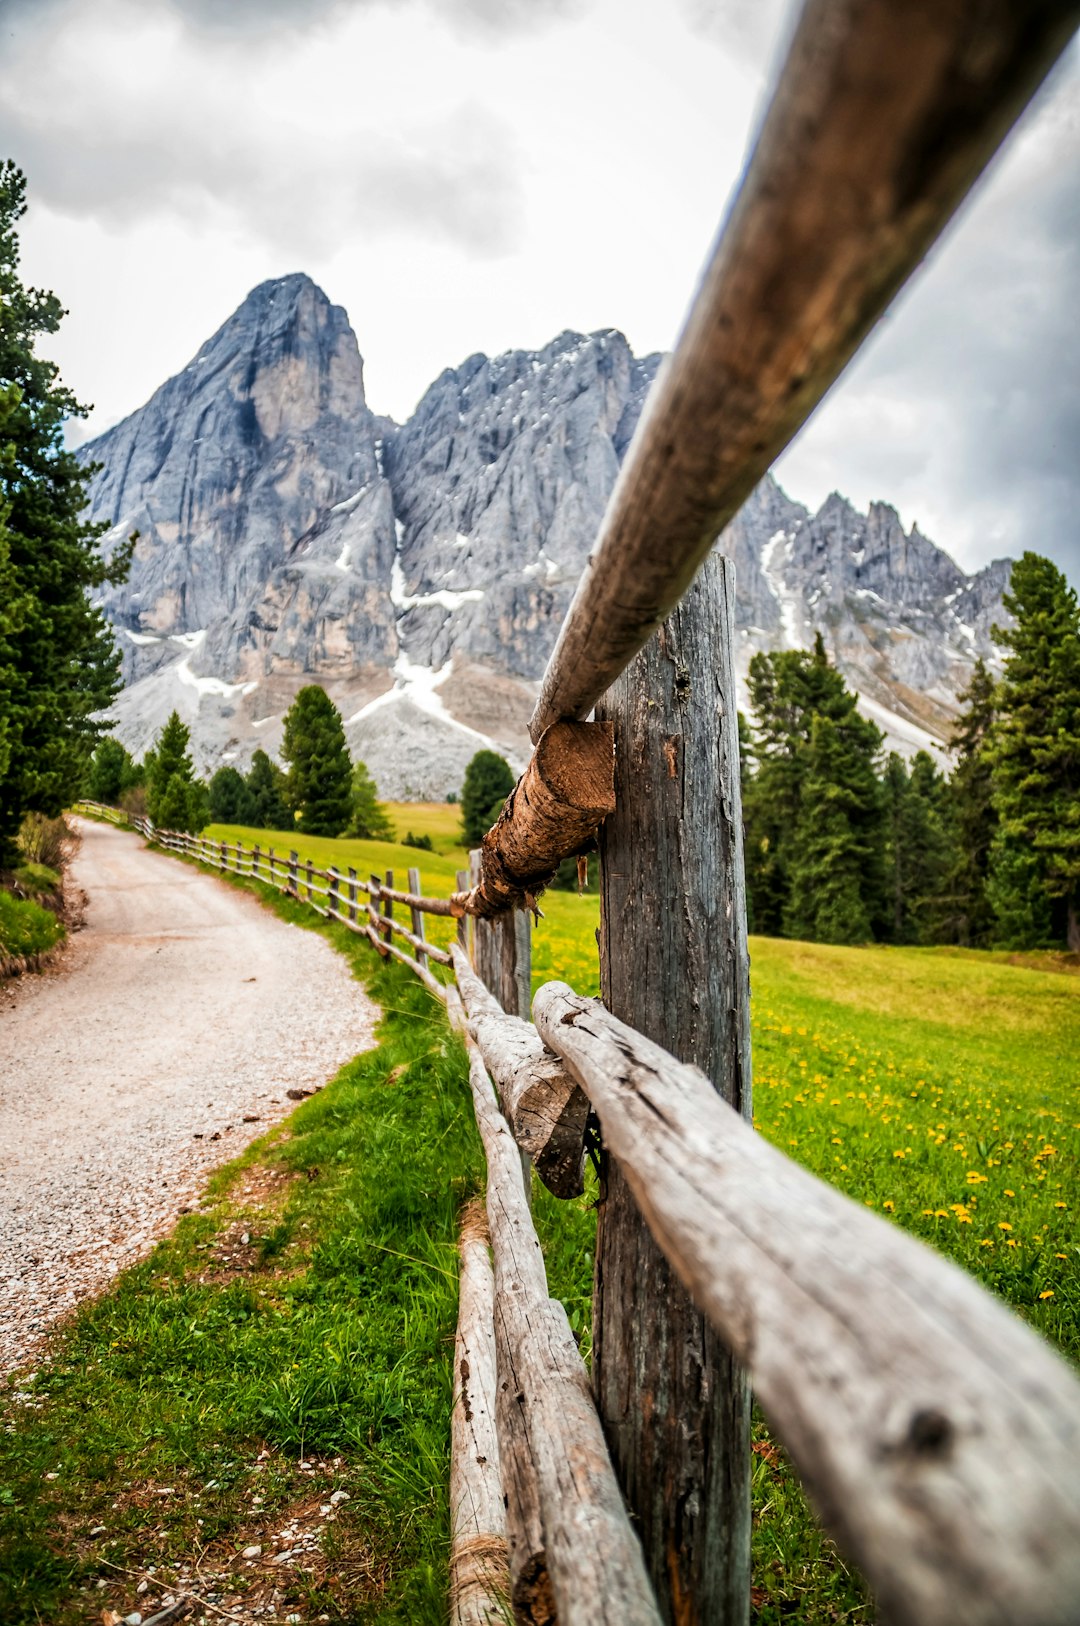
xmin=82 ymin=276 xmax=1014 ymax=796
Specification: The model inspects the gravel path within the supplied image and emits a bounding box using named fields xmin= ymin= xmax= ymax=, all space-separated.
xmin=0 ymin=818 xmax=378 ymax=1376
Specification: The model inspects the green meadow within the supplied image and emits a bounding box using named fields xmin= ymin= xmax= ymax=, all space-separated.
xmin=3 ymin=808 xmax=1075 ymax=1623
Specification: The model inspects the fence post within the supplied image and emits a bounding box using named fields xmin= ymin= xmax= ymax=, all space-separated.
xmin=406 ymin=866 xmax=428 ymax=972
xmin=289 ymin=849 xmax=298 ymax=896
xmin=328 ymin=866 xmax=339 ymax=919
xmin=237 ymin=839 xmax=245 ymax=875
xmin=382 ymin=869 xmax=394 ymax=953
xmin=348 ymin=866 xmax=358 ymax=925
xmin=253 ymin=841 xmax=261 ymax=879
xmin=468 ymin=849 xmax=531 ymax=1020
xmin=305 ymin=856 xmax=313 ymax=902
xmin=594 ymin=551 xmax=752 ymax=1622
xmin=455 ymin=868 xmax=471 ymax=957
xmin=370 ymin=873 xmax=389 ymax=958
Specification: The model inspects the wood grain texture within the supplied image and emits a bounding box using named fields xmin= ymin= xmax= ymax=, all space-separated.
xmin=466 ymin=1046 xmax=660 ymax=1626
xmin=529 ymin=0 xmax=1078 ymax=741
xmin=533 ymin=984 xmax=1080 ymax=1626
xmin=454 ymin=945 xmax=588 ymax=1199
xmin=407 ymin=866 xmax=430 ymax=972
xmin=451 ymin=1202 xmax=512 ymax=1626
xmin=456 ymin=721 xmax=615 ymax=918
xmin=594 ymin=552 xmax=751 ymax=1624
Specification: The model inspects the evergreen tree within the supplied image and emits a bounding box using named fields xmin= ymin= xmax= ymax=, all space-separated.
xmin=0 ymin=163 xmax=132 ymax=862
xmin=987 ymin=553 xmax=1080 ymax=949
xmin=208 ymin=765 xmax=253 ymax=825
xmin=86 ymin=737 xmax=134 ymax=805
xmin=460 ymin=750 xmax=515 ymax=846
xmin=147 ymin=711 xmax=204 ymax=833
xmin=946 ymin=658 xmax=998 ymax=945
xmin=281 ymin=686 xmax=352 ymax=837
xmin=784 ymin=708 xmax=886 ymax=944
xmin=743 ymin=635 xmax=882 ymax=939
xmin=883 ymin=750 xmax=952 ymax=943
xmin=244 ymin=748 xmax=292 ymax=831
xmin=345 ymin=759 xmax=393 ymax=840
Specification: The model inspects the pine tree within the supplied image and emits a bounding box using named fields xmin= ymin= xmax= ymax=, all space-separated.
xmin=883 ymin=751 xmax=953 ymax=943
xmin=460 ymin=750 xmax=515 ymax=846
xmin=0 ymin=163 xmax=132 ymax=862
xmin=784 ymin=709 xmax=886 ymax=944
xmin=987 ymin=553 xmax=1080 ymax=950
xmin=208 ymin=765 xmax=253 ymax=825
xmin=147 ymin=712 xmax=205 ymax=833
xmin=244 ymin=749 xmax=292 ymax=831
xmin=281 ymin=686 xmax=352 ymax=837
xmin=946 ymin=658 xmax=998 ymax=945
xmin=743 ymin=635 xmax=882 ymax=939
xmin=345 ymin=759 xmax=393 ymax=840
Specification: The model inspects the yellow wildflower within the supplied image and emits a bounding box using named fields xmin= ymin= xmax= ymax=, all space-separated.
xmin=1039 ymin=1290 xmax=1055 ymax=1300
xmin=883 ymin=1200 xmax=895 ymax=1212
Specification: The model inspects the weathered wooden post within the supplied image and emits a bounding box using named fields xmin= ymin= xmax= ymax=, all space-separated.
xmin=253 ymin=841 xmax=261 ymax=879
xmin=220 ymin=837 xmax=227 ymax=870
xmin=407 ymin=866 xmax=429 ymax=972
xmin=236 ymin=839 xmax=245 ymax=875
xmin=348 ymin=866 xmax=358 ymax=925
xmin=370 ymin=872 xmax=389 ymax=958
xmin=468 ymin=849 xmax=531 ymax=1019
xmin=382 ymin=870 xmax=395 ymax=953
xmin=305 ymin=856 xmax=314 ymax=902
xmin=328 ymin=865 xmax=340 ymax=918
xmin=594 ymin=551 xmax=752 ymax=1623
xmin=289 ymin=849 xmax=298 ymax=896
xmin=456 ymin=868 xmax=471 ymax=956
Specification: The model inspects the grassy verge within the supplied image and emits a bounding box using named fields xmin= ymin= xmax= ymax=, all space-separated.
xmin=0 ymin=885 xmax=64 ymax=964
xmin=0 ymin=878 xmax=482 ymax=1625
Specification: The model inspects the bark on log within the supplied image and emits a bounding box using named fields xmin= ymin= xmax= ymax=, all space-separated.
xmin=529 ymin=0 xmax=1078 ymax=742
xmin=593 ymin=551 xmax=751 ymax=1623
xmin=454 ymin=722 xmax=615 ymax=919
xmin=469 ymin=851 xmax=533 ymax=1020
xmin=451 ymin=1202 xmax=512 ymax=1626
xmin=453 ymin=945 xmax=588 ymax=1199
xmin=533 ymin=983 xmax=1080 ymax=1626
xmin=466 ymin=1046 xmax=659 ymax=1626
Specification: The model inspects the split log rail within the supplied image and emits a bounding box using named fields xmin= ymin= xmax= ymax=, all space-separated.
xmin=72 ymin=0 xmax=1080 ymax=1618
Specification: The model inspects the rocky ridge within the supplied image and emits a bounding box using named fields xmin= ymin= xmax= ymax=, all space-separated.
xmin=82 ymin=274 xmax=1010 ymax=797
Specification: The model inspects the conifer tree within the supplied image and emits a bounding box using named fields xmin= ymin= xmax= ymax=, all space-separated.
xmin=947 ymin=658 xmax=998 ymax=945
xmin=345 ymin=759 xmax=393 ymax=840
xmin=460 ymin=750 xmax=515 ymax=846
xmin=280 ymin=686 xmax=352 ymax=837
xmin=244 ymin=748 xmax=292 ymax=831
xmin=987 ymin=553 xmax=1080 ymax=949
xmin=883 ymin=750 xmax=952 ymax=943
xmin=86 ymin=737 xmax=138 ymax=805
xmin=0 ymin=163 xmax=131 ymax=861
xmin=784 ymin=709 xmax=886 ymax=944
xmin=147 ymin=711 xmax=205 ymax=833
xmin=208 ymin=765 xmax=253 ymax=825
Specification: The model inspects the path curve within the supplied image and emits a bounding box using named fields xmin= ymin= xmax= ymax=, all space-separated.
xmin=0 ymin=817 xmax=378 ymax=1374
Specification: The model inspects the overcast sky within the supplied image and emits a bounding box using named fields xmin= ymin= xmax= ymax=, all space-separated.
xmin=3 ymin=0 xmax=1077 ymax=580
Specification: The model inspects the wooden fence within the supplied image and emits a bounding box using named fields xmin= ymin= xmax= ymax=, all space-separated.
xmin=73 ymin=1 xmax=1080 ymax=1621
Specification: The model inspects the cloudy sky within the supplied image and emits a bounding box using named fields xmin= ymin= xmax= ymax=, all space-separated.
xmin=3 ymin=0 xmax=1077 ymax=579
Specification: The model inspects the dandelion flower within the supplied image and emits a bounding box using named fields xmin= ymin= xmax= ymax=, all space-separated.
xmin=883 ymin=1200 xmax=895 ymax=1212
xmin=1039 ymin=1290 xmax=1054 ymax=1300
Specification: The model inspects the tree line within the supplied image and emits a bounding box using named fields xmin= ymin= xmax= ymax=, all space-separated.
xmin=741 ymin=551 xmax=1080 ymax=953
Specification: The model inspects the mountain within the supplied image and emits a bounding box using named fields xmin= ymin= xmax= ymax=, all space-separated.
xmin=82 ymin=274 xmax=1010 ymax=797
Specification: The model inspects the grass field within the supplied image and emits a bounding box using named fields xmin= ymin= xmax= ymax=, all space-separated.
xmin=5 ymin=808 xmax=1075 ymax=1623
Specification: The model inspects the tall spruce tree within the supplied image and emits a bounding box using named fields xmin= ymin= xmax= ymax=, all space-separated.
xmin=744 ymin=634 xmax=884 ymax=940
xmin=987 ymin=553 xmax=1080 ymax=950
xmin=281 ymin=686 xmax=352 ymax=837
xmin=460 ymin=750 xmax=515 ymax=846
xmin=0 ymin=163 xmax=131 ymax=862
xmin=244 ymin=748 xmax=292 ymax=831
xmin=883 ymin=750 xmax=953 ymax=943
xmin=345 ymin=759 xmax=393 ymax=840
xmin=947 ymin=658 xmax=998 ymax=946
xmin=784 ymin=708 xmax=886 ymax=944
xmin=208 ymin=765 xmax=253 ymax=825
xmin=147 ymin=711 xmax=205 ymax=833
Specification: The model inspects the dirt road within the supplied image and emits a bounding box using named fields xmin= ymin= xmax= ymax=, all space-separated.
xmin=0 ymin=817 xmax=377 ymax=1374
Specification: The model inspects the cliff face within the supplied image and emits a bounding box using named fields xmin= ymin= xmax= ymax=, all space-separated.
xmin=82 ymin=276 xmax=1010 ymax=796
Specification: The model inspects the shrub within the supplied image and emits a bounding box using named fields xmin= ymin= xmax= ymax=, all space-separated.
xmin=13 ymin=862 xmax=61 ymax=899
xmin=460 ymin=750 xmax=515 ymax=846
xmin=17 ymin=813 xmax=73 ymax=870
xmin=402 ymin=831 xmax=434 ymax=852
xmin=0 ymin=889 xmax=63 ymax=960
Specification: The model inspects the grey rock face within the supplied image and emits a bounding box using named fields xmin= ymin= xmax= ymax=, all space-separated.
xmin=84 ymin=275 xmax=1011 ymax=796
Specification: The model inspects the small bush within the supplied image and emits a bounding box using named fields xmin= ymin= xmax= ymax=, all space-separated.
xmin=17 ymin=813 xmax=73 ymax=870
xmin=0 ymin=889 xmax=63 ymax=961
xmin=13 ymin=862 xmax=61 ymax=899
xmin=120 ymin=784 xmax=149 ymax=819
xmin=402 ymin=831 xmax=435 ymax=852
